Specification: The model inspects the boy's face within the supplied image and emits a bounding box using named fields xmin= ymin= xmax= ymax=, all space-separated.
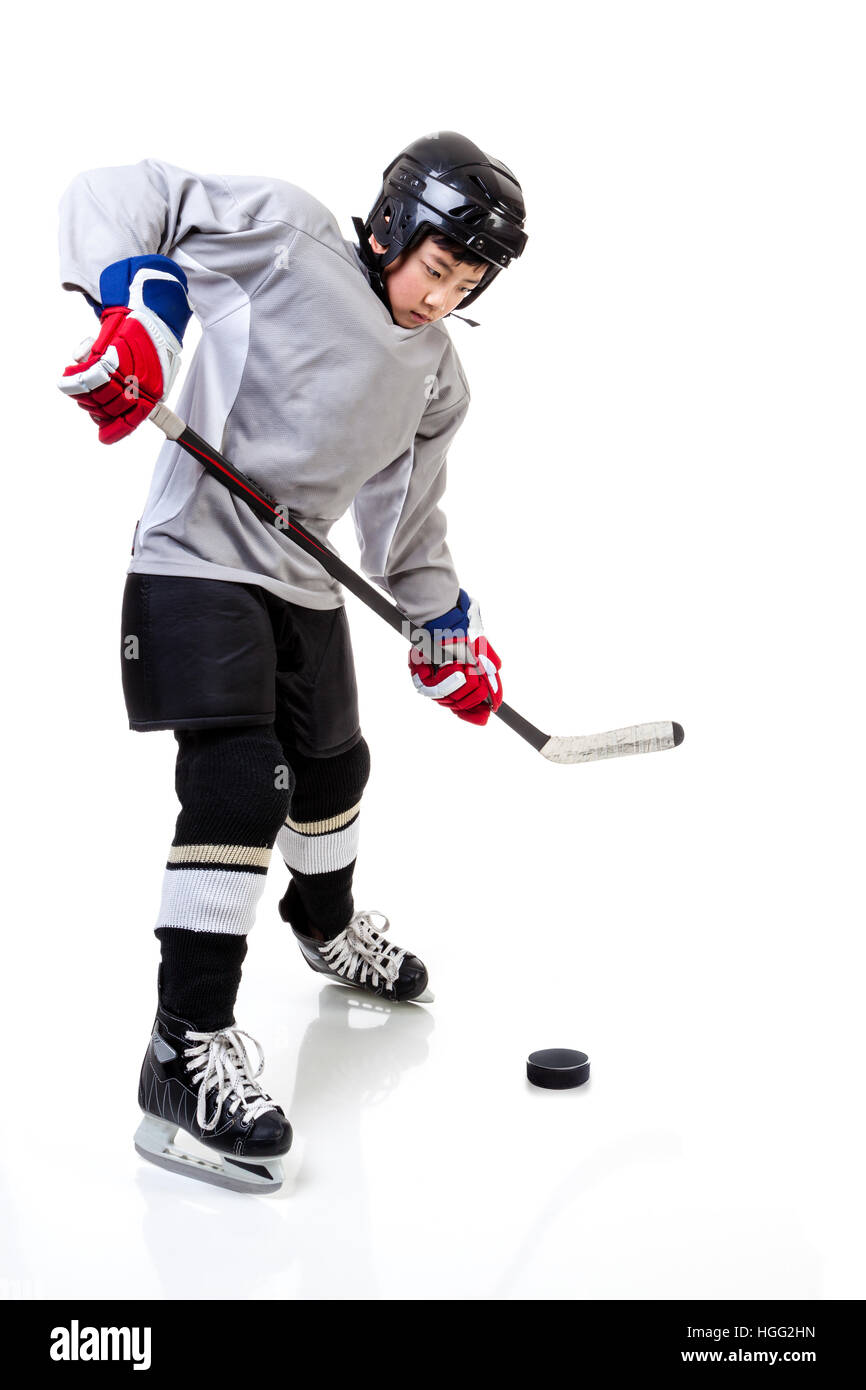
xmin=370 ymin=229 xmax=487 ymax=327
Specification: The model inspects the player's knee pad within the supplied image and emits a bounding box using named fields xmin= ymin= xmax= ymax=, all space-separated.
xmin=286 ymin=735 xmax=371 ymax=823
xmin=173 ymin=724 xmax=293 ymax=846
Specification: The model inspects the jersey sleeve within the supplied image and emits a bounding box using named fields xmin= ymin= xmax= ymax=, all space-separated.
xmin=350 ymin=381 xmax=470 ymax=625
xmin=58 ymin=159 xmax=240 ymax=305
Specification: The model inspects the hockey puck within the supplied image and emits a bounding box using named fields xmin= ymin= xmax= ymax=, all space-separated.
xmin=527 ymin=1048 xmax=590 ymax=1090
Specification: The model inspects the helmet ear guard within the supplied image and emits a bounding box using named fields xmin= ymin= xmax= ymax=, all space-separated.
xmin=369 ymin=195 xmax=416 ymax=258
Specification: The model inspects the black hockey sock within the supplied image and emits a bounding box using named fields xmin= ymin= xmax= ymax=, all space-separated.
xmin=153 ymin=724 xmax=292 ymax=1025
xmin=276 ymin=738 xmax=370 ymax=942
xmin=156 ymin=930 xmax=248 ymax=1030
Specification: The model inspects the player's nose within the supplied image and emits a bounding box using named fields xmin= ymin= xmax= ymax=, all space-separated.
xmin=424 ymin=284 xmax=450 ymax=311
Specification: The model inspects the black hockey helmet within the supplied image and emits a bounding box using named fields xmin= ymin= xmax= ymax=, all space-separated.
xmin=352 ymin=130 xmax=528 ymax=313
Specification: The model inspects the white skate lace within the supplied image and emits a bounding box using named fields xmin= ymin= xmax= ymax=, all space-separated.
xmin=183 ymin=1028 xmax=277 ymax=1133
xmin=319 ymin=911 xmax=406 ymax=989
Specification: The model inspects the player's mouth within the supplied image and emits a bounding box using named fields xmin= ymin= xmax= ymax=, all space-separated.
xmin=410 ymin=311 xmax=430 ymax=323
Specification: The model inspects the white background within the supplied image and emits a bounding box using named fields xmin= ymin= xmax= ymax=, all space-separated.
xmin=2 ymin=0 xmax=863 ymax=1301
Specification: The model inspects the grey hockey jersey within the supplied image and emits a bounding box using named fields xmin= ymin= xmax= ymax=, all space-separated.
xmin=58 ymin=159 xmax=470 ymax=623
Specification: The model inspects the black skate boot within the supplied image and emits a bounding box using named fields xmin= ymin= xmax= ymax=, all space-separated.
xmin=291 ymin=910 xmax=434 ymax=1003
xmin=134 ymin=1004 xmax=293 ymax=1194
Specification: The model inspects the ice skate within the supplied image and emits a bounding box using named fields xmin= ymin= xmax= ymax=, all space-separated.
xmin=292 ymin=910 xmax=434 ymax=1003
xmin=134 ymin=1004 xmax=292 ymax=1194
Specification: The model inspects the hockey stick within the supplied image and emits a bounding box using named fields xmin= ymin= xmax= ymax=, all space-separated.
xmin=131 ymin=389 xmax=683 ymax=764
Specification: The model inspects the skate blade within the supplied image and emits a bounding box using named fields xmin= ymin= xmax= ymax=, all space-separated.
xmin=134 ymin=1116 xmax=283 ymax=1195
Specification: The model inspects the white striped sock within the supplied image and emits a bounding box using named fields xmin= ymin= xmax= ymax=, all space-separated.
xmin=155 ymin=865 xmax=269 ymax=936
xmin=276 ymin=814 xmax=360 ymax=875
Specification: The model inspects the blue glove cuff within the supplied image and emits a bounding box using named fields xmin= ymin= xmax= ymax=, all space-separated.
xmin=422 ymin=588 xmax=471 ymax=636
xmin=98 ymin=255 xmax=192 ymax=344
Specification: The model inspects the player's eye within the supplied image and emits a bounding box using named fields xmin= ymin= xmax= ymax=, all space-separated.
xmin=426 ymin=262 xmax=476 ymax=294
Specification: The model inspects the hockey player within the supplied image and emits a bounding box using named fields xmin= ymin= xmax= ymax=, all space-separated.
xmin=57 ymin=132 xmax=528 ymax=1193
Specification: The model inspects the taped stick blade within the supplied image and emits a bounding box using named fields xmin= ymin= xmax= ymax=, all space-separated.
xmin=540 ymin=720 xmax=683 ymax=765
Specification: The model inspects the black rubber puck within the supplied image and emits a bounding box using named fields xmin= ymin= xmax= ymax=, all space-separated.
xmin=673 ymin=722 xmax=685 ymax=745
xmin=527 ymin=1048 xmax=590 ymax=1089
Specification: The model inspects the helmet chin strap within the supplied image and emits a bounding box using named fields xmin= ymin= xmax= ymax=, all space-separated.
xmin=352 ymin=215 xmax=481 ymax=328
xmin=351 ymin=216 xmax=394 ymax=317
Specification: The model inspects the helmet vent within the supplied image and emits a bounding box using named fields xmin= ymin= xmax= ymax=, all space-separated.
xmin=448 ymin=202 xmax=488 ymax=225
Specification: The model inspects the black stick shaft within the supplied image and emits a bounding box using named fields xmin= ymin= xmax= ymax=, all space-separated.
xmin=171 ymin=421 xmax=549 ymax=748
xmin=180 ymin=426 xmax=407 ymax=633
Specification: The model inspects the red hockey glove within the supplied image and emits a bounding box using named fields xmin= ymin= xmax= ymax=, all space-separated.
xmin=58 ymin=255 xmax=191 ymax=444
xmin=409 ymin=590 xmax=503 ymax=726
